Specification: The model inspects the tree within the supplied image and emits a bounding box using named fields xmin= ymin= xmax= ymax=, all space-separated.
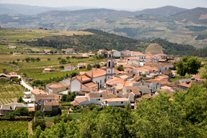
xmin=61 ymin=92 xmax=76 ymax=102
xmin=93 ymin=63 xmax=100 ymax=68
xmin=18 ymin=97 xmax=24 ymax=103
xmin=117 ymin=65 xmax=124 ymax=71
xmin=33 ymin=111 xmax=46 ymax=131
xmin=59 ymin=59 xmax=67 ymax=64
xmin=16 ymin=107 xmax=29 ymax=116
xmin=176 ymin=56 xmax=201 ymax=76
xmin=87 ymin=64 xmax=92 ymax=70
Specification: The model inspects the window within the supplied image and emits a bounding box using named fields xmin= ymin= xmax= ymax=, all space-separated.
xmin=108 ymin=61 xmax=111 ymax=67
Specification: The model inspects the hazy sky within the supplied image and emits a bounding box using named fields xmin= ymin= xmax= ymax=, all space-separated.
xmin=0 ymin=0 xmax=207 ymax=10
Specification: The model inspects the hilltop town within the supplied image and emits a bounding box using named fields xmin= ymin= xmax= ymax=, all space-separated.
xmin=0 ymin=43 xmax=204 ymax=117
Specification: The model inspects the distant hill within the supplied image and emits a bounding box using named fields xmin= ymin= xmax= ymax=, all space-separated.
xmin=0 ymin=4 xmax=207 ymax=48
xmin=0 ymin=4 xmax=91 ymax=15
xmin=0 ymin=4 xmax=55 ymax=15
xmin=136 ymin=6 xmax=186 ymax=16
xmin=173 ymin=7 xmax=207 ymax=24
xmin=38 ymin=9 xmax=132 ymax=22
xmin=21 ymin=29 xmax=196 ymax=55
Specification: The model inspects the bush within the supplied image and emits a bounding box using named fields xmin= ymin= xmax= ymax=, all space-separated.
xmin=117 ymin=65 xmax=124 ymax=71
xmin=59 ymin=59 xmax=67 ymax=64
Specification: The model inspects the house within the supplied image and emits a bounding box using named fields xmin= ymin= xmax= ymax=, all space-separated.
xmin=133 ymin=66 xmax=158 ymax=76
xmin=43 ymin=49 xmax=52 ymax=54
xmin=71 ymin=96 xmax=90 ymax=106
xmin=0 ymin=72 xmax=20 ymax=79
xmin=97 ymin=49 xmax=108 ymax=57
xmin=70 ymin=74 xmax=92 ymax=92
xmin=23 ymin=91 xmax=33 ymax=103
xmin=71 ymin=90 xmax=117 ymax=106
xmin=112 ymin=50 xmax=121 ymax=58
xmin=101 ymin=98 xmax=130 ymax=107
xmin=77 ymin=63 xmax=87 ymax=69
xmin=64 ymin=65 xmax=76 ymax=71
xmin=81 ymin=82 xmax=98 ymax=93
xmin=70 ymin=69 xmax=106 ymax=93
xmin=86 ymin=68 xmax=107 ymax=88
xmin=106 ymin=77 xmax=125 ymax=87
xmin=0 ymin=103 xmax=27 ymax=116
xmin=46 ymin=82 xmax=68 ymax=94
xmin=127 ymin=57 xmax=140 ymax=66
xmin=30 ymin=89 xmax=61 ymax=114
xmin=43 ymin=67 xmax=55 ymax=73
xmin=123 ymin=86 xmax=142 ymax=102
xmin=62 ymin=48 xmax=75 ymax=54
xmin=137 ymin=85 xmax=152 ymax=95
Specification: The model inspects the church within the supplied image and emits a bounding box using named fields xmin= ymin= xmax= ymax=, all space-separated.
xmin=70 ymin=51 xmax=115 ymax=93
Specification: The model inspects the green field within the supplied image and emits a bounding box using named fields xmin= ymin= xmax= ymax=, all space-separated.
xmin=0 ymin=54 xmax=104 ymax=83
xmin=0 ymin=29 xmax=92 ymax=43
xmin=0 ymin=28 xmax=92 ymax=54
xmin=0 ymin=28 xmax=104 ymax=88
xmin=0 ymin=80 xmax=25 ymax=105
xmin=0 ymin=121 xmax=28 ymax=133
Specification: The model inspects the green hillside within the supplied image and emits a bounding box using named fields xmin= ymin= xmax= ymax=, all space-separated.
xmin=21 ymin=29 xmax=196 ymax=55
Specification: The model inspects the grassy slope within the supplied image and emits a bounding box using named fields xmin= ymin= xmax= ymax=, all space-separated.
xmin=0 ymin=28 xmax=93 ymax=54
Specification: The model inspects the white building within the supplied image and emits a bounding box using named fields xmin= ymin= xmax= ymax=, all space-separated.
xmin=101 ymin=98 xmax=130 ymax=107
xmin=112 ymin=50 xmax=121 ymax=58
xmin=70 ymin=69 xmax=106 ymax=93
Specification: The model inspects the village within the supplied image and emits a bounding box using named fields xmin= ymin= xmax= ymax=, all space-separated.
xmin=0 ymin=44 xmax=204 ymax=116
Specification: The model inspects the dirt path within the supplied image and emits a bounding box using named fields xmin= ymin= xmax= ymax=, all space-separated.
xmin=28 ymin=121 xmax=33 ymax=135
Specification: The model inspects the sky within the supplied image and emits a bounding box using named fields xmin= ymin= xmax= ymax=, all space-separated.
xmin=0 ymin=0 xmax=207 ymax=10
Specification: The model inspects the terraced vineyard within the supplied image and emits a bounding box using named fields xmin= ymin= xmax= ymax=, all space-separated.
xmin=0 ymin=121 xmax=28 ymax=133
xmin=0 ymin=80 xmax=25 ymax=105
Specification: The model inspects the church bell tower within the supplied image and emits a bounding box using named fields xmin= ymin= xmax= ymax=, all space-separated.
xmin=106 ymin=51 xmax=115 ymax=80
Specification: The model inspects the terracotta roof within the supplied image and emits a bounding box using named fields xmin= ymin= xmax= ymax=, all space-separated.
xmin=71 ymin=96 xmax=89 ymax=106
xmin=119 ymin=75 xmax=129 ymax=80
xmin=106 ymin=77 xmax=125 ymax=86
xmin=32 ymin=89 xmax=47 ymax=95
xmin=95 ymin=90 xmax=118 ymax=99
xmin=44 ymin=101 xmax=60 ymax=106
xmin=124 ymin=86 xmax=141 ymax=95
xmin=103 ymin=98 xmax=129 ymax=102
xmin=47 ymin=82 xmax=68 ymax=89
xmin=87 ymin=92 xmax=102 ymax=99
xmin=147 ymin=75 xmax=170 ymax=85
xmin=124 ymin=80 xmax=135 ymax=87
xmin=35 ymin=93 xmax=60 ymax=101
xmin=86 ymin=69 xmax=106 ymax=78
xmin=76 ymin=74 xmax=92 ymax=83
xmin=82 ymin=82 xmax=98 ymax=92
xmin=83 ymin=82 xmax=97 ymax=88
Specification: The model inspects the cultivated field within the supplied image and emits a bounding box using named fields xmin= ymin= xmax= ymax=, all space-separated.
xmin=0 ymin=54 xmax=104 ymax=81
xmin=0 ymin=80 xmax=24 ymax=105
xmin=0 ymin=121 xmax=28 ymax=133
